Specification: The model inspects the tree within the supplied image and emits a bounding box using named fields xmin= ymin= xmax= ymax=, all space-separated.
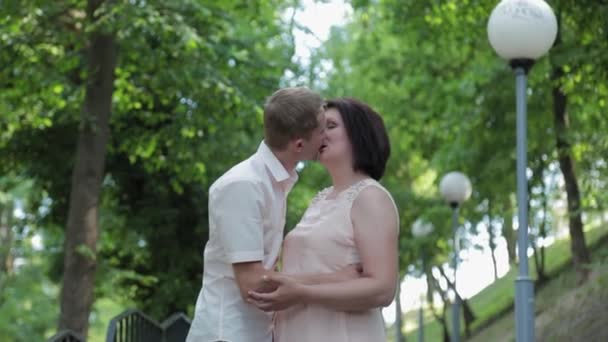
xmin=58 ymin=0 xmax=117 ymax=335
xmin=549 ymin=11 xmax=589 ymax=280
xmin=316 ymin=0 xmax=608 ymax=286
xmin=1 ymin=1 xmax=303 ymax=335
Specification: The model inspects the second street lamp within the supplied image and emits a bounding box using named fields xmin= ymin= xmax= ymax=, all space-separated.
xmin=439 ymin=172 xmax=472 ymax=342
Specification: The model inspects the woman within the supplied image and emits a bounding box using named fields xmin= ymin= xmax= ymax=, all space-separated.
xmin=248 ymin=98 xmax=399 ymax=342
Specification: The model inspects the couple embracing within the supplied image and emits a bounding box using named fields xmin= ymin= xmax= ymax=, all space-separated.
xmin=186 ymin=87 xmax=399 ymax=342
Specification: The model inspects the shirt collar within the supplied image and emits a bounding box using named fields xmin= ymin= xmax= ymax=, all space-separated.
xmin=257 ymin=141 xmax=298 ymax=187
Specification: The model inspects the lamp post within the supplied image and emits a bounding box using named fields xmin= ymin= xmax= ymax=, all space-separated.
xmin=487 ymin=1 xmax=558 ymax=341
xmin=439 ymin=172 xmax=472 ymax=342
xmin=412 ymin=219 xmax=434 ymax=342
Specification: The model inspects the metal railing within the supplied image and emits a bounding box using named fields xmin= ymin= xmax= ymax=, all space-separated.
xmin=105 ymin=309 xmax=191 ymax=342
xmin=46 ymin=309 xmax=190 ymax=342
xmin=161 ymin=312 xmax=192 ymax=342
xmin=47 ymin=330 xmax=85 ymax=342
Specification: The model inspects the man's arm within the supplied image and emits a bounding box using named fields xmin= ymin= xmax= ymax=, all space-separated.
xmin=233 ymin=262 xmax=278 ymax=300
xmin=210 ymin=180 xmax=273 ymax=300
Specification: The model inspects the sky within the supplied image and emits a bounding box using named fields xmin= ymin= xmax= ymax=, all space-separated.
xmin=290 ymin=0 xmax=353 ymax=62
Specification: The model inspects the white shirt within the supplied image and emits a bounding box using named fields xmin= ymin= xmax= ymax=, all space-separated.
xmin=187 ymin=141 xmax=298 ymax=342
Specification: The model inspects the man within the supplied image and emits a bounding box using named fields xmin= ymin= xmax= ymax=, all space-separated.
xmin=187 ymin=87 xmax=339 ymax=342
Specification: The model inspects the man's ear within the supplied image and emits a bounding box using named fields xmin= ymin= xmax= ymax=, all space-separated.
xmin=293 ymin=138 xmax=304 ymax=153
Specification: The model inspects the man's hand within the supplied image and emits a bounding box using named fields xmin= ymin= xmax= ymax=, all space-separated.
xmin=247 ymin=274 xmax=304 ymax=312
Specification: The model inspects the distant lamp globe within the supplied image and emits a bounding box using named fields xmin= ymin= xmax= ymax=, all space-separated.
xmin=439 ymin=172 xmax=472 ymax=208
xmin=412 ymin=219 xmax=434 ymax=238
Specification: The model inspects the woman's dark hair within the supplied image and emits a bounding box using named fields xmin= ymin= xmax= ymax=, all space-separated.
xmin=324 ymin=98 xmax=391 ymax=180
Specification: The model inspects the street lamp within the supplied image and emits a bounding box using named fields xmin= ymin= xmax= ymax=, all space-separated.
xmin=439 ymin=172 xmax=472 ymax=342
xmin=411 ymin=219 xmax=435 ymax=342
xmin=487 ymin=1 xmax=558 ymax=341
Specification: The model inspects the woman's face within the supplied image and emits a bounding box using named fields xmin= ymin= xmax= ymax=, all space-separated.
xmin=319 ymin=108 xmax=352 ymax=166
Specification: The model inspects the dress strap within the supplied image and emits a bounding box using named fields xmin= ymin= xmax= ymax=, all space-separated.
xmin=345 ymin=178 xmax=400 ymax=230
xmin=344 ymin=178 xmax=376 ymax=203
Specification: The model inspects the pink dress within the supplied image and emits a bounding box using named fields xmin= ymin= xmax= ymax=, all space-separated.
xmin=274 ymin=178 xmax=397 ymax=342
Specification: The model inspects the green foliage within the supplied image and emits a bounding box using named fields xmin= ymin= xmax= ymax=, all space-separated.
xmin=0 ymin=176 xmax=57 ymax=341
xmin=1 ymin=0 xmax=607 ymax=339
xmin=0 ymin=0 xmax=303 ymax=328
xmin=0 ymin=259 xmax=59 ymax=342
xmin=315 ymin=0 xmax=608 ymax=274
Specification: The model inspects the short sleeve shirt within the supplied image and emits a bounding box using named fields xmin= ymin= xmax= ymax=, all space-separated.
xmin=186 ymin=141 xmax=298 ymax=342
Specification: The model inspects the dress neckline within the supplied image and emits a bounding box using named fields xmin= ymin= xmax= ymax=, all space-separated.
xmin=324 ymin=178 xmax=373 ymax=201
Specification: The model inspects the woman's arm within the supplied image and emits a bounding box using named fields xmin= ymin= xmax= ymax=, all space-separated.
xmin=289 ymin=264 xmax=362 ymax=285
xmin=248 ymin=186 xmax=399 ymax=312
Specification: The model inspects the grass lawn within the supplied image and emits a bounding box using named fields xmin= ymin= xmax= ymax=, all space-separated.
xmin=393 ymin=226 xmax=608 ymax=342
xmin=88 ymin=296 xmax=134 ymax=342
xmin=471 ymin=237 xmax=608 ymax=342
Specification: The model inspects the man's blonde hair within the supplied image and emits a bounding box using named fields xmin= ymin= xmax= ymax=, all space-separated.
xmin=263 ymin=87 xmax=323 ymax=150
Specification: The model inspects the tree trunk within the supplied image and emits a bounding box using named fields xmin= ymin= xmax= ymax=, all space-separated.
xmin=534 ymin=159 xmax=549 ymax=284
xmin=490 ymin=239 xmax=498 ymax=281
xmin=502 ymin=197 xmax=517 ymax=265
xmin=58 ymin=0 xmax=117 ymax=336
xmin=551 ymin=15 xmax=591 ymax=281
xmin=427 ymin=268 xmax=450 ymax=342
xmin=598 ymin=200 xmax=607 ymax=228
xmin=0 ymin=202 xmax=14 ymax=275
xmin=437 ymin=266 xmax=476 ymax=338
xmin=487 ymin=200 xmax=498 ymax=281
xmin=552 ymin=70 xmax=591 ymax=280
